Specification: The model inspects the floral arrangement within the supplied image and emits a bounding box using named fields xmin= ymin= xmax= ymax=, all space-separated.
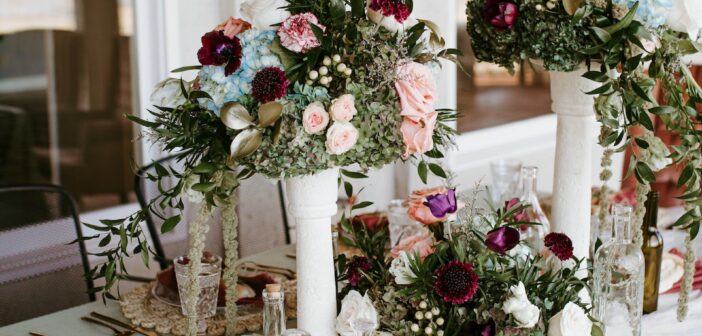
xmin=84 ymin=0 xmax=459 ymax=334
xmin=467 ymin=0 xmax=702 ymax=319
xmin=336 ymin=187 xmax=601 ymax=335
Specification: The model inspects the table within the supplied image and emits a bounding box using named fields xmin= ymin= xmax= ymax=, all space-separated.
xmin=0 ymin=245 xmax=296 ymax=336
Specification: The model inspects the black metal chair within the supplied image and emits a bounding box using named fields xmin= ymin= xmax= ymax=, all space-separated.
xmin=134 ymin=155 xmax=292 ymax=270
xmin=0 ymin=184 xmax=95 ymax=326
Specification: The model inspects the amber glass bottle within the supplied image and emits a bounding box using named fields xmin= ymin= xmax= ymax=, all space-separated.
xmin=642 ymin=191 xmax=663 ymax=314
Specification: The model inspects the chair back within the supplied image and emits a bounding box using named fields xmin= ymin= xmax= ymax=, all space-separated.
xmin=0 ymin=184 xmax=94 ymax=326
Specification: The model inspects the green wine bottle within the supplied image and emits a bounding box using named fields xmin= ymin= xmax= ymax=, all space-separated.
xmin=642 ymin=191 xmax=663 ymax=314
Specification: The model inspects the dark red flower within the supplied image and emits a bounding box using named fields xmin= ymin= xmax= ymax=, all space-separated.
xmin=347 ymin=256 xmax=371 ymax=287
xmin=434 ymin=261 xmax=479 ymax=304
xmin=485 ymin=226 xmax=520 ymax=255
xmin=504 ymin=198 xmax=529 ymax=223
xmin=251 ymin=67 xmax=289 ymax=103
xmin=544 ymin=232 xmax=574 ymax=261
xmin=483 ymin=0 xmax=518 ymax=32
xmin=369 ymin=0 xmax=411 ymax=23
xmin=351 ymin=213 xmax=389 ymax=232
xmin=197 ymin=30 xmax=243 ymax=76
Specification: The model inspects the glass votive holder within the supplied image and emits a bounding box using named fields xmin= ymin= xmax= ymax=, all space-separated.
xmin=173 ymin=254 xmax=222 ymax=335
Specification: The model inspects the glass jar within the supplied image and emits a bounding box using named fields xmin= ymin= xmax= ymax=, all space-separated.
xmin=387 ymin=199 xmax=421 ymax=246
xmin=592 ymin=204 xmax=645 ymax=336
xmin=518 ymin=166 xmax=550 ymax=250
xmin=263 ymin=284 xmax=286 ymax=336
xmin=490 ymin=159 xmax=522 ymax=206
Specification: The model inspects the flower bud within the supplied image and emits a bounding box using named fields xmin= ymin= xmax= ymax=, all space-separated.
xmin=546 ymin=1 xmax=556 ymax=9
xmin=332 ymin=54 xmax=341 ymax=63
xmin=425 ymin=327 xmax=433 ymax=335
xmin=305 ymin=80 xmax=313 ymax=86
xmin=319 ymin=66 xmax=329 ymax=76
xmin=436 ymin=317 xmax=444 ymax=326
xmin=536 ymin=4 xmax=544 ymax=10
xmin=320 ymin=77 xmax=330 ymax=85
xmin=308 ymin=70 xmax=319 ymax=80
xmin=415 ymin=311 xmax=424 ymax=320
xmin=336 ymin=63 xmax=347 ymax=72
xmin=425 ymin=312 xmax=433 ymax=320
xmin=419 ymin=301 xmax=428 ymax=309
xmin=323 ymin=56 xmax=332 ymax=66
xmin=411 ymin=324 xmax=420 ymax=332
xmin=431 ymin=307 xmax=440 ymax=315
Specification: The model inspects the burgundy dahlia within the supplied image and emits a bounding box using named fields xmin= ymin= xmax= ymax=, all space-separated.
xmin=369 ymin=0 xmax=411 ymax=23
xmin=347 ymin=256 xmax=371 ymax=287
xmin=433 ymin=260 xmax=479 ymax=304
xmin=544 ymin=232 xmax=574 ymax=261
xmin=424 ymin=188 xmax=458 ymax=218
xmin=485 ymin=226 xmax=520 ymax=255
xmin=197 ymin=30 xmax=242 ymax=76
xmin=251 ymin=67 xmax=289 ymax=103
xmin=483 ymin=0 xmax=518 ymax=32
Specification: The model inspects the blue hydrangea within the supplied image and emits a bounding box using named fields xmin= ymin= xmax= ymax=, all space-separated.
xmin=614 ymin=0 xmax=672 ymax=28
xmin=197 ymin=29 xmax=282 ymax=113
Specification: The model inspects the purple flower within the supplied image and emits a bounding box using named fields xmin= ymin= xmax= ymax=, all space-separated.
xmin=485 ymin=226 xmax=520 ymax=255
xmin=423 ymin=188 xmax=457 ymax=218
xmin=483 ymin=0 xmax=518 ymax=32
xmin=197 ymin=30 xmax=242 ymax=76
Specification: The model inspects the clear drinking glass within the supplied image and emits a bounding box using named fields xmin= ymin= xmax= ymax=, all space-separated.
xmin=173 ymin=254 xmax=222 ymax=335
xmin=387 ymin=199 xmax=421 ymax=246
xmin=263 ymin=284 xmax=286 ymax=336
xmin=518 ymin=166 xmax=550 ymax=250
xmin=592 ymin=205 xmax=645 ymax=336
xmin=490 ymin=159 xmax=522 ymax=206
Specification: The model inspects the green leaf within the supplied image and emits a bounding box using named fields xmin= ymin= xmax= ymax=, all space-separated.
xmin=691 ymin=222 xmax=700 ymax=240
xmin=634 ymin=137 xmax=649 ymax=149
xmin=603 ymin=1 xmax=638 ymax=34
xmin=635 ymin=162 xmax=656 ymax=183
xmin=428 ymin=163 xmax=448 ymax=178
xmin=352 ymin=201 xmax=374 ymax=211
xmin=188 ymin=90 xmax=212 ymax=101
xmin=161 ymin=215 xmax=181 ymax=234
xmin=582 ymin=71 xmax=608 ymax=83
xmin=192 ymin=182 xmax=216 ymax=192
xmin=154 ymin=163 xmax=169 ymax=177
xmin=631 ymin=81 xmax=652 ymax=102
xmin=678 ymin=165 xmax=695 ymax=187
xmin=424 ymin=149 xmax=444 ymax=159
xmin=418 ymin=161 xmax=428 ymax=184
xmin=351 ymin=0 xmax=365 ymax=17
xmin=171 ymin=65 xmax=202 ymax=73
xmin=344 ymin=182 xmax=353 ymax=198
xmin=649 ymin=106 xmax=676 ymax=115
xmin=193 ymin=162 xmax=215 ymax=174
xmin=672 ymin=209 xmax=696 ymax=228
xmin=341 ymin=170 xmax=368 ymax=179
xmin=119 ymin=225 xmax=127 ymax=252
xmin=125 ymin=114 xmax=160 ymax=128
xmin=591 ymin=323 xmax=605 ymax=336
xmin=98 ymin=235 xmax=112 ymax=247
xmin=677 ymin=40 xmax=702 ymax=55
xmin=590 ymin=27 xmax=612 ymax=43
xmin=310 ymin=23 xmax=324 ymax=42
xmin=585 ymin=82 xmax=612 ymax=95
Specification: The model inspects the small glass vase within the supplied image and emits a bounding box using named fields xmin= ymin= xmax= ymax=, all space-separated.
xmin=173 ymin=254 xmax=222 ymax=336
xmin=387 ymin=199 xmax=421 ymax=246
xmin=592 ymin=204 xmax=645 ymax=336
xmin=518 ymin=166 xmax=550 ymax=250
xmin=490 ymin=159 xmax=522 ymax=206
xmin=263 ymin=284 xmax=286 ymax=336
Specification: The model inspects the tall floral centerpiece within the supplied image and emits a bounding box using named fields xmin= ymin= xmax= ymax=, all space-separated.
xmin=85 ymin=0 xmax=458 ymax=335
xmin=467 ymin=0 xmax=702 ymax=317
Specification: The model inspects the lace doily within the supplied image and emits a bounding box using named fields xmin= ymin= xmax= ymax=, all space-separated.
xmin=120 ymin=281 xmax=297 ymax=335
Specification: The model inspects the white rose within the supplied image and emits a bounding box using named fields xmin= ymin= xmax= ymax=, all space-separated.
xmin=302 ymin=102 xmax=330 ymax=135
xmin=240 ymin=0 xmax=291 ymax=31
xmin=336 ymin=290 xmax=379 ymax=336
xmin=389 ymin=251 xmax=417 ymax=285
xmin=182 ymin=174 xmax=205 ymax=204
xmin=325 ymin=122 xmax=359 ymax=155
xmin=150 ymin=78 xmax=186 ymax=108
xmin=329 ymin=94 xmax=357 ymax=122
xmin=502 ymin=282 xmax=540 ymax=328
xmin=667 ymin=0 xmax=702 ymax=40
xmin=547 ymin=302 xmax=592 ymax=336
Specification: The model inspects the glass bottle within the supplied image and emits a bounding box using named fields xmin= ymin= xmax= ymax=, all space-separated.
xmin=642 ymin=191 xmax=663 ymax=314
xmin=263 ymin=284 xmax=286 ymax=336
xmin=518 ymin=166 xmax=550 ymax=250
xmin=593 ymin=205 xmax=644 ymax=336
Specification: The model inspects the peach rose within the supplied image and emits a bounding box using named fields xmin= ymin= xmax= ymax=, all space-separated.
xmin=214 ymin=17 xmax=252 ymax=38
xmin=390 ymin=230 xmax=435 ymax=260
xmin=329 ymin=94 xmax=357 ymax=122
xmin=395 ymin=61 xmax=436 ymax=123
xmin=302 ymin=102 xmax=330 ymax=135
xmin=407 ymin=186 xmax=448 ymax=225
xmin=400 ymin=112 xmax=437 ymax=158
xmin=326 ymin=122 xmax=359 ymax=155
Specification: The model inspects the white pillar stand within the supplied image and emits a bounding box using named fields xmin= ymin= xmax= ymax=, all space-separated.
xmin=285 ymin=167 xmax=339 ymax=336
xmin=550 ymin=68 xmax=599 ymax=261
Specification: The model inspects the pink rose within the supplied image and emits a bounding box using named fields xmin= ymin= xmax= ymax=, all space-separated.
xmin=214 ymin=17 xmax=252 ymax=38
xmin=400 ymin=112 xmax=437 ymax=158
xmin=325 ymin=122 xmax=359 ymax=155
xmin=407 ymin=186 xmax=447 ymax=225
xmin=277 ymin=12 xmax=326 ymax=54
xmin=302 ymin=102 xmax=330 ymax=135
xmin=395 ymin=61 xmax=436 ymax=123
xmin=329 ymin=94 xmax=357 ymax=122
xmin=390 ymin=230 xmax=435 ymax=260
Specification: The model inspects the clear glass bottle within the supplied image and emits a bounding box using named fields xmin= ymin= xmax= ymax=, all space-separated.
xmin=518 ymin=166 xmax=550 ymax=250
xmin=641 ymin=191 xmax=663 ymax=314
xmin=263 ymin=284 xmax=286 ymax=336
xmin=593 ymin=204 xmax=645 ymax=336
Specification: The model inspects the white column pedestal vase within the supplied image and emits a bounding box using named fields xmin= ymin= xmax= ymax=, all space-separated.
xmin=549 ymin=67 xmax=600 ymax=261
xmin=285 ymin=167 xmax=339 ymax=336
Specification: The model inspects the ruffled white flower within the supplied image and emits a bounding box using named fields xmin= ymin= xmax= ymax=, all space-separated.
xmin=548 ymin=302 xmax=592 ymax=336
xmin=389 ymin=251 xmax=417 ymax=285
xmin=667 ymin=0 xmax=702 ymax=40
xmin=336 ymin=290 xmax=379 ymax=336
xmin=182 ymin=174 xmax=205 ymax=204
xmin=502 ymin=282 xmax=540 ymax=328
xmin=240 ymin=0 xmax=290 ymax=31
xmin=150 ymin=78 xmax=186 ymax=108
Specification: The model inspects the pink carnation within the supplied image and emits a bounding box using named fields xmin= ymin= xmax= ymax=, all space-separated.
xmin=277 ymin=12 xmax=325 ymax=54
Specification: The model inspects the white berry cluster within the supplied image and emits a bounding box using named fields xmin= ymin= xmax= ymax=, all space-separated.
xmin=409 ymin=300 xmax=445 ymax=336
xmin=535 ymin=0 xmax=559 ymax=11
xmin=306 ymin=54 xmax=353 ymax=87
